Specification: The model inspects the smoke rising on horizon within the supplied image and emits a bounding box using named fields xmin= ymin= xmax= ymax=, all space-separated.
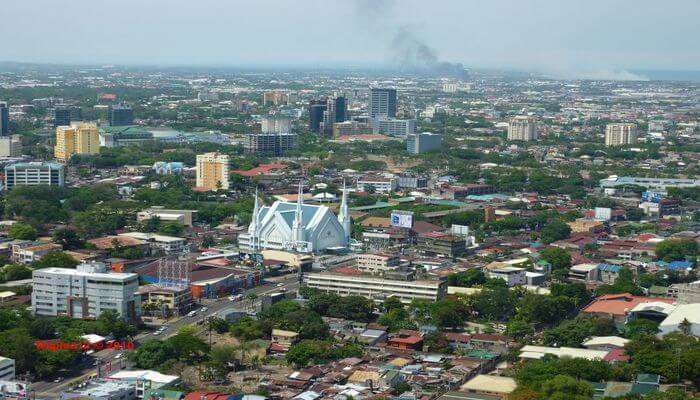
xmin=353 ymin=0 xmax=468 ymax=78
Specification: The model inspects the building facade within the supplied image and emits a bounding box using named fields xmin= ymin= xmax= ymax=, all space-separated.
xmin=305 ymin=272 xmax=446 ymax=303
xmin=605 ymin=123 xmax=638 ymax=146
xmin=4 ymin=161 xmax=65 ymax=190
xmin=406 ymin=132 xmax=442 ymax=154
xmin=195 ymin=152 xmax=229 ymax=190
xmin=32 ymin=261 xmax=140 ymax=321
xmin=54 ymin=122 xmax=100 ymax=161
xmin=0 ymin=135 xmax=22 ymax=157
xmin=372 ymin=117 xmax=416 ymax=138
xmin=239 ymin=184 xmax=351 ymax=254
xmin=108 ymin=103 xmax=135 ymax=126
xmin=369 ymin=88 xmax=397 ymax=118
xmin=507 ymin=115 xmax=538 ymax=141
xmin=244 ymin=132 xmax=297 ymax=156
xmin=0 ymin=101 xmax=9 ymax=135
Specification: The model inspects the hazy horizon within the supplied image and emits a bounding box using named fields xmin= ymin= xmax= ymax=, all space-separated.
xmin=3 ymin=0 xmax=700 ymax=80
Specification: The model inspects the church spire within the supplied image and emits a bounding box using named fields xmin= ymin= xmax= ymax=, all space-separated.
xmin=338 ymin=179 xmax=351 ymax=245
xmin=292 ymin=180 xmax=305 ymax=245
xmin=249 ymin=187 xmax=260 ymax=250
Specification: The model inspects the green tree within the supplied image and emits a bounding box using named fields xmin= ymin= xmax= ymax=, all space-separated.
xmin=540 ymin=220 xmax=571 ymax=244
xmin=541 ymin=375 xmax=593 ymax=400
xmin=229 ymin=316 xmax=265 ymax=341
xmin=33 ymin=251 xmax=78 ymax=269
xmin=8 ymin=222 xmax=37 ymax=240
xmin=539 ymin=247 xmax=572 ymax=270
xmin=52 ymin=228 xmax=83 ymax=250
xmin=129 ymin=339 xmax=175 ymax=370
xmin=655 ymin=239 xmax=697 ymax=263
xmin=447 ymin=268 xmax=486 ymax=287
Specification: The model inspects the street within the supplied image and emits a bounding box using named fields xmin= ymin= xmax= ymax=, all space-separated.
xmin=29 ymin=275 xmax=300 ymax=398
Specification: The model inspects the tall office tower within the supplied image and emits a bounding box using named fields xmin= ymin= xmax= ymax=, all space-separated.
xmin=507 ymin=116 xmax=538 ymax=141
xmin=308 ymin=100 xmax=327 ymax=133
xmin=108 ymin=103 xmax=134 ymax=126
xmin=0 ymin=102 xmax=8 ymax=136
xmin=261 ymin=116 xmax=292 ymax=134
xmin=54 ymin=122 xmax=100 ymax=161
xmin=53 ymin=106 xmax=72 ymax=127
xmin=334 ymin=96 xmax=347 ymax=123
xmin=605 ymin=123 xmax=638 ymax=146
xmin=369 ymin=88 xmax=397 ymax=118
xmin=196 ymin=152 xmax=230 ymax=191
xmin=245 ymin=132 xmax=297 ymax=156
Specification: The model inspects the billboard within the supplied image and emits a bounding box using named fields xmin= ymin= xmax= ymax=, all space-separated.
xmin=641 ymin=191 xmax=662 ymax=203
xmin=390 ymin=210 xmax=414 ymax=228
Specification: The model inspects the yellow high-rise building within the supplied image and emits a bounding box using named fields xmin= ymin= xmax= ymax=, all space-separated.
xmin=54 ymin=122 xmax=100 ymax=161
xmin=196 ymin=152 xmax=230 ymax=191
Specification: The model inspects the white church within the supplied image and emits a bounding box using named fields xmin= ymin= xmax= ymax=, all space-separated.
xmin=238 ymin=182 xmax=351 ymax=254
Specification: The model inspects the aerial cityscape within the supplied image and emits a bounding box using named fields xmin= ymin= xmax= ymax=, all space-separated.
xmin=0 ymin=1 xmax=698 ymax=400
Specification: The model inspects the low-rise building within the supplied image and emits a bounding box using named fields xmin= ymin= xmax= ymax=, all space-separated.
xmin=32 ymin=261 xmax=140 ymax=321
xmin=0 ymin=357 xmax=15 ymax=381
xmin=488 ymin=266 xmax=526 ymax=286
xmin=4 ymin=161 xmax=65 ymax=190
xmin=305 ymin=271 xmax=446 ymax=303
xmin=60 ymin=378 xmax=136 ymax=400
xmin=460 ymin=375 xmax=517 ymax=399
xmin=417 ymin=232 xmax=466 ymax=258
xmin=118 ymin=232 xmax=187 ymax=254
xmin=355 ymin=252 xmax=400 ymax=275
xmin=357 ymin=175 xmax=397 ymax=193
xmin=136 ymin=207 xmax=197 ymax=227
xmin=12 ymin=242 xmax=62 ymax=264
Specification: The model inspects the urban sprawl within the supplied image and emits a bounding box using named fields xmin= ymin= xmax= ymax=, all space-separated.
xmin=0 ymin=64 xmax=697 ymax=400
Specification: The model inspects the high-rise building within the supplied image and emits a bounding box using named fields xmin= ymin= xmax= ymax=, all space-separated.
xmin=320 ymin=96 xmax=348 ymax=136
xmin=4 ymin=162 xmax=65 ymax=190
xmin=196 ymin=152 xmax=229 ymax=191
xmin=261 ymin=116 xmax=292 ymax=134
xmin=308 ymin=100 xmax=327 ymax=133
xmin=0 ymin=135 xmax=22 ymax=157
xmin=605 ymin=123 xmax=637 ymax=146
xmin=53 ymin=106 xmax=72 ymax=127
xmin=263 ymin=90 xmax=294 ymax=106
xmin=245 ymin=133 xmax=297 ymax=156
xmin=108 ymin=103 xmax=134 ymax=126
xmin=372 ymin=117 xmax=416 ymax=138
xmin=369 ymin=88 xmax=397 ymax=118
xmin=406 ymin=132 xmax=442 ymax=154
xmin=0 ymin=102 xmax=9 ymax=136
xmin=54 ymin=122 xmax=100 ymax=161
xmin=507 ymin=116 xmax=538 ymax=141
xmin=32 ymin=261 xmax=140 ymax=321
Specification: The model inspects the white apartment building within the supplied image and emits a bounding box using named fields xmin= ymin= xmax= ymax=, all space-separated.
xmin=305 ymin=272 xmax=446 ymax=303
xmin=356 ymin=252 xmax=400 ymax=275
xmin=372 ymin=118 xmax=416 ymax=138
xmin=507 ymin=116 xmax=538 ymax=141
xmin=605 ymin=123 xmax=638 ymax=146
xmin=3 ymin=162 xmax=65 ymax=191
xmin=357 ymin=175 xmax=398 ymax=193
xmin=488 ymin=266 xmax=526 ymax=286
xmin=0 ymin=357 xmax=15 ymax=381
xmin=32 ymin=261 xmax=140 ymax=321
xmin=136 ymin=207 xmax=197 ymax=227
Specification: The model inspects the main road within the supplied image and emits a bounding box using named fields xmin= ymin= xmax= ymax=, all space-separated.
xmin=30 ymin=275 xmax=300 ymax=398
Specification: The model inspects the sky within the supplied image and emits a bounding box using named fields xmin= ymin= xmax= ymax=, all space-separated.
xmin=3 ymin=0 xmax=700 ymax=78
